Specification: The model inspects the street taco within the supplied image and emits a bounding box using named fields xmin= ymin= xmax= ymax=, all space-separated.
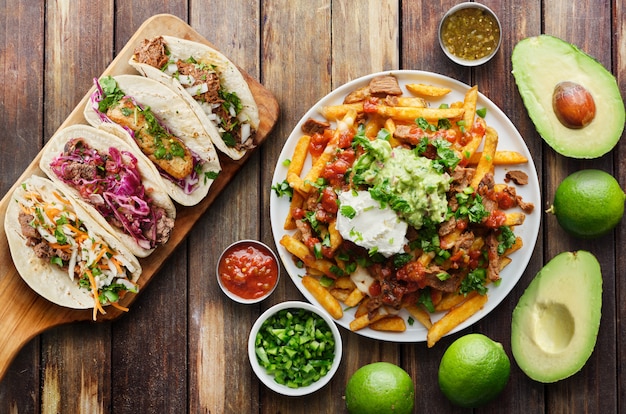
xmin=129 ymin=35 xmax=259 ymax=160
xmin=83 ymin=74 xmax=222 ymax=206
xmin=40 ymin=124 xmax=176 ymax=258
xmin=5 ymin=175 xmax=142 ymax=320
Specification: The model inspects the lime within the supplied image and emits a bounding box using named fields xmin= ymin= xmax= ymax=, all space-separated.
xmin=345 ymin=362 xmax=414 ymax=414
xmin=438 ymin=333 xmax=510 ymax=408
xmin=548 ymin=169 xmax=625 ymax=238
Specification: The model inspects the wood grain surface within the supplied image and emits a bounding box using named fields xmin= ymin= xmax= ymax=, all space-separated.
xmin=0 ymin=1 xmax=624 ymax=413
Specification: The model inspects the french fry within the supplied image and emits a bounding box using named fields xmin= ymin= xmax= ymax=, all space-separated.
xmin=333 ymin=276 xmax=356 ymax=290
xmin=344 ymin=288 xmax=365 ymax=308
xmin=435 ymin=291 xmax=478 ymax=312
xmin=370 ymin=316 xmax=407 ymax=332
xmin=462 ymin=85 xmax=478 ymax=132
xmin=365 ymin=115 xmax=385 ymax=138
xmin=318 ymin=103 xmax=364 ymax=120
xmin=279 ymin=235 xmax=337 ymax=278
xmin=468 ymin=150 xmax=528 ymax=165
xmin=283 ymin=190 xmax=304 ymax=230
xmin=288 ymin=135 xmax=311 ymax=176
xmin=459 ymin=118 xmax=486 ymax=163
xmin=301 ymin=110 xmax=356 ymax=193
xmin=470 ymin=126 xmax=498 ymax=189
xmin=301 ymin=275 xmax=343 ymax=319
xmin=354 ymin=297 xmax=370 ymax=318
xmin=404 ymin=304 xmax=433 ymax=329
xmin=499 ymin=256 xmax=512 ymax=271
xmin=406 ymin=83 xmax=452 ymax=97
xmin=427 ymin=293 xmax=488 ymax=348
xmin=374 ymin=104 xmax=464 ymax=122
xmin=328 ymin=220 xmax=343 ymax=253
xmin=504 ymin=236 xmax=523 ymax=256
xmin=504 ymin=212 xmax=526 ymax=226
xmin=350 ymin=306 xmax=389 ymax=331
xmin=393 ymin=96 xmax=428 ymax=107
xmin=330 ymin=288 xmax=351 ymax=302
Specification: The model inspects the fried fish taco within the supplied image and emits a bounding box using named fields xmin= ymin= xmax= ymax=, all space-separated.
xmin=5 ymin=175 xmax=142 ymax=320
xmin=129 ymin=35 xmax=259 ymax=160
xmin=40 ymin=125 xmax=176 ymax=258
xmin=83 ymin=74 xmax=221 ymax=206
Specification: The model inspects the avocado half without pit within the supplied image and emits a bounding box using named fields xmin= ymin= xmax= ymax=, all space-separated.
xmin=511 ymin=251 xmax=602 ymax=383
xmin=512 ymin=35 xmax=625 ymax=158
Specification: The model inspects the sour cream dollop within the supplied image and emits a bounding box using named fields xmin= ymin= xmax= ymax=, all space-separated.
xmin=336 ymin=190 xmax=408 ymax=257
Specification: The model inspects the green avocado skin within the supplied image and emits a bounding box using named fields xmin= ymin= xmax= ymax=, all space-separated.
xmin=512 ymin=35 xmax=625 ymax=159
xmin=511 ymin=251 xmax=602 ymax=383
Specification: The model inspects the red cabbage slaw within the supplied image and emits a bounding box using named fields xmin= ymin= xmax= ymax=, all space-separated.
xmin=49 ymin=139 xmax=166 ymax=250
xmin=90 ymin=78 xmax=205 ymax=195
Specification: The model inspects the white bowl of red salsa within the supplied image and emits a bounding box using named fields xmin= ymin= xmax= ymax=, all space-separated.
xmin=217 ymin=240 xmax=280 ymax=304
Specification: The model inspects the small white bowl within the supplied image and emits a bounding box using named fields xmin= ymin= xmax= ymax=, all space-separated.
xmin=248 ymin=301 xmax=343 ymax=396
xmin=216 ymin=240 xmax=280 ymax=304
xmin=438 ymin=2 xmax=502 ymax=66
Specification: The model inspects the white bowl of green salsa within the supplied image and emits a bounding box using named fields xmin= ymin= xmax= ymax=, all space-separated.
xmin=438 ymin=2 xmax=502 ymax=66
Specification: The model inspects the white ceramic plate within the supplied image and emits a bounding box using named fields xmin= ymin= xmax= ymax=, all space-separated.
xmin=270 ymin=70 xmax=541 ymax=343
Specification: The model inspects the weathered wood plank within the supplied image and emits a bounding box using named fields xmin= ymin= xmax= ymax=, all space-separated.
xmin=259 ymin=0 xmax=335 ymax=412
xmin=329 ymin=0 xmax=405 ymax=411
xmin=0 ymin=1 xmax=45 ymax=412
xmin=543 ymin=1 xmax=617 ymax=413
xmin=187 ymin=0 xmax=262 ymax=412
xmin=39 ymin=1 xmax=115 ymax=413
xmin=107 ymin=4 xmax=190 ymax=414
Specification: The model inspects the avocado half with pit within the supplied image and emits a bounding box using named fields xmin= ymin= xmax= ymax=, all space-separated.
xmin=512 ymin=35 xmax=625 ymax=158
xmin=511 ymin=251 xmax=602 ymax=383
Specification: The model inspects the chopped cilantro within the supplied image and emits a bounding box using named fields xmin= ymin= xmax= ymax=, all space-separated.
xmin=271 ymin=180 xmax=293 ymax=199
xmin=459 ymin=268 xmax=488 ymax=295
xmin=497 ymin=226 xmax=516 ymax=255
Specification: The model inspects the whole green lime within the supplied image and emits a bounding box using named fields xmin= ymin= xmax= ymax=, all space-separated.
xmin=345 ymin=362 xmax=415 ymax=414
xmin=438 ymin=333 xmax=510 ymax=408
xmin=548 ymin=169 xmax=625 ymax=238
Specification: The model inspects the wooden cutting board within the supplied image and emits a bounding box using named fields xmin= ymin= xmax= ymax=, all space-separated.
xmin=0 ymin=14 xmax=279 ymax=381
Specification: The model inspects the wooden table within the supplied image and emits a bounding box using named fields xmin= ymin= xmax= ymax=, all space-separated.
xmin=0 ymin=1 xmax=623 ymax=412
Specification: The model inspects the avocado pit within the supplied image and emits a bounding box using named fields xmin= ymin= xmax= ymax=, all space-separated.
xmin=552 ymin=81 xmax=596 ymax=129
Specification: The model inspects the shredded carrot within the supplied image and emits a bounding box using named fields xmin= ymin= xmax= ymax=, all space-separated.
xmin=111 ymin=257 xmax=123 ymax=274
xmin=52 ymin=191 xmax=70 ymax=204
xmin=110 ymin=302 xmax=129 ymax=312
xmin=49 ymin=243 xmax=72 ymax=250
xmin=93 ymin=248 xmax=108 ymax=264
xmin=44 ymin=206 xmax=62 ymax=221
xmin=65 ymin=223 xmax=85 ymax=235
xmin=85 ymin=269 xmax=105 ymax=320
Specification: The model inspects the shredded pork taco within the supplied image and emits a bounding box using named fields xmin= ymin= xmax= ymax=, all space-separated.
xmin=129 ymin=35 xmax=259 ymax=160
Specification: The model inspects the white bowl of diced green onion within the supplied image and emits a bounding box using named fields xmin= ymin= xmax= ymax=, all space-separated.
xmin=248 ymin=301 xmax=343 ymax=396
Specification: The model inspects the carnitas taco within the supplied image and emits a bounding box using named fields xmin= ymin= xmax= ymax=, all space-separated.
xmin=83 ymin=74 xmax=222 ymax=206
xmin=129 ymin=35 xmax=259 ymax=160
xmin=5 ymin=175 xmax=142 ymax=320
xmin=40 ymin=124 xmax=176 ymax=258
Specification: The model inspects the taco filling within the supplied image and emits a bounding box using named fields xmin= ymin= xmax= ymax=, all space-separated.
xmin=17 ymin=181 xmax=139 ymax=319
xmin=133 ymin=36 xmax=256 ymax=151
xmin=91 ymin=76 xmax=217 ymax=195
xmin=48 ymin=138 xmax=174 ymax=250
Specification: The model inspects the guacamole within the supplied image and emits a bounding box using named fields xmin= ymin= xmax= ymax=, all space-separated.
xmin=353 ymin=137 xmax=451 ymax=229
